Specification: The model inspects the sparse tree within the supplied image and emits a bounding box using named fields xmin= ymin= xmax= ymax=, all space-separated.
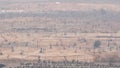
xmin=49 ymin=44 xmax=52 ymax=49
xmin=20 ymin=50 xmax=24 ymax=55
xmin=11 ymin=46 xmax=14 ymax=52
xmin=39 ymin=48 xmax=45 ymax=53
xmin=94 ymin=40 xmax=101 ymax=49
xmin=0 ymin=51 xmax=3 ymax=55
xmin=93 ymin=40 xmax=101 ymax=54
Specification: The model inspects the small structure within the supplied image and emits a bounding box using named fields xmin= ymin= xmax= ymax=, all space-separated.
xmin=55 ymin=2 xmax=61 ymax=5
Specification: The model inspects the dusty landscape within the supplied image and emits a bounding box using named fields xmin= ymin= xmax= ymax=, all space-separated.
xmin=0 ymin=0 xmax=120 ymax=68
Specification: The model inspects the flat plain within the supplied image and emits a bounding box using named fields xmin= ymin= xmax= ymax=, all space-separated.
xmin=0 ymin=0 xmax=120 ymax=67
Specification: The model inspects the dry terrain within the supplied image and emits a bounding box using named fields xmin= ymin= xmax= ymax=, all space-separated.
xmin=0 ymin=0 xmax=120 ymax=67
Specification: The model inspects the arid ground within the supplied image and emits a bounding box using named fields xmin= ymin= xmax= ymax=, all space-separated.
xmin=0 ymin=0 xmax=120 ymax=67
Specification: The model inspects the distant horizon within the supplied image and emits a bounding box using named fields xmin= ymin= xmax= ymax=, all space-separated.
xmin=0 ymin=0 xmax=120 ymax=3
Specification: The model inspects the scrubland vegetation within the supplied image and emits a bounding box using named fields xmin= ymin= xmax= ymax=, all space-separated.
xmin=0 ymin=0 xmax=120 ymax=68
